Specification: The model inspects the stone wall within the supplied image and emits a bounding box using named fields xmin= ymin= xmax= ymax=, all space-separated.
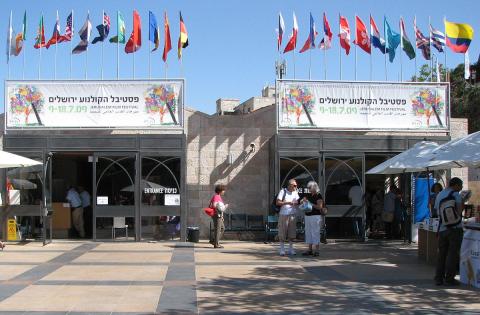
xmin=184 ymin=106 xmax=276 ymax=237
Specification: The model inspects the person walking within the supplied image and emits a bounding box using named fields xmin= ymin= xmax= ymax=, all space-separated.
xmin=66 ymin=186 xmax=85 ymax=238
xmin=210 ymin=184 xmax=228 ymax=248
xmin=434 ymin=177 xmax=464 ymax=286
xmin=276 ymin=179 xmax=300 ymax=256
xmin=301 ymin=181 xmax=324 ymax=256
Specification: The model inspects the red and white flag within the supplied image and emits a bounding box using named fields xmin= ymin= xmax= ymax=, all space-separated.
xmin=319 ymin=12 xmax=332 ymax=50
xmin=354 ymin=15 xmax=371 ymax=54
xmin=277 ymin=12 xmax=285 ymax=52
xmin=339 ymin=15 xmax=350 ymax=55
xmin=283 ymin=12 xmax=298 ymax=53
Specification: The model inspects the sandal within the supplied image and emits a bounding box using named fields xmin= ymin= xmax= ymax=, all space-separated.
xmin=313 ymin=252 xmax=319 ymax=257
xmin=302 ymin=250 xmax=313 ymax=256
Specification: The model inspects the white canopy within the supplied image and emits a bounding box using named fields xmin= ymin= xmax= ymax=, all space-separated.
xmin=425 ymin=131 xmax=480 ymax=170
xmin=0 ymin=151 xmax=42 ymax=168
xmin=366 ymin=141 xmax=440 ymax=175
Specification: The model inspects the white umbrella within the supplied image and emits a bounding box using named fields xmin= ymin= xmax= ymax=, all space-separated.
xmin=0 ymin=151 xmax=42 ymax=168
xmin=425 ymin=131 xmax=480 ymax=170
xmin=366 ymin=141 xmax=440 ymax=175
xmin=10 ymin=178 xmax=37 ymax=189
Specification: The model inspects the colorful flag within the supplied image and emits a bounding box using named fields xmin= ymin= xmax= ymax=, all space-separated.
xmin=277 ymin=12 xmax=285 ymax=51
xmin=10 ymin=11 xmax=26 ymax=56
xmin=299 ymin=13 xmax=316 ymax=53
xmin=400 ymin=17 xmax=415 ymax=59
xmin=149 ymin=11 xmax=160 ymax=51
xmin=319 ymin=12 xmax=332 ymax=49
xmin=178 ymin=11 xmax=189 ymax=59
xmin=58 ymin=12 xmax=73 ymax=43
xmin=109 ymin=11 xmax=126 ymax=43
xmin=384 ymin=17 xmax=400 ymax=62
xmin=162 ymin=11 xmax=172 ymax=62
xmin=46 ymin=11 xmax=61 ymax=49
xmin=338 ymin=15 xmax=350 ymax=55
xmin=72 ymin=14 xmax=92 ymax=54
xmin=92 ymin=11 xmax=110 ymax=44
xmin=465 ymin=50 xmax=470 ymax=79
xmin=355 ymin=16 xmax=370 ymax=54
xmin=370 ymin=15 xmax=387 ymax=54
xmin=445 ymin=20 xmax=474 ymax=53
xmin=414 ymin=17 xmax=431 ymax=60
xmin=430 ymin=24 xmax=445 ymax=52
xmin=34 ymin=15 xmax=45 ymax=49
xmin=283 ymin=12 xmax=298 ymax=53
xmin=125 ymin=10 xmax=141 ymax=53
xmin=6 ymin=12 xmax=12 ymax=62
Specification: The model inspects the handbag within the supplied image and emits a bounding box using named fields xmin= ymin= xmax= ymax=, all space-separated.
xmin=203 ymin=207 xmax=216 ymax=217
xmin=299 ymin=200 xmax=312 ymax=213
xmin=382 ymin=211 xmax=394 ymax=223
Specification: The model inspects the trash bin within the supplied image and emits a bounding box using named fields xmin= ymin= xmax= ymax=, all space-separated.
xmin=187 ymin=226 xmax=200 ymax=242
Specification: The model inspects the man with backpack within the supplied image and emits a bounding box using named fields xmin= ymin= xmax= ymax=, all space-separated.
xmin=434 ymin=177 xmax=464 ymax=286
xmin=276 ymin=179 xmax=300 ymax=256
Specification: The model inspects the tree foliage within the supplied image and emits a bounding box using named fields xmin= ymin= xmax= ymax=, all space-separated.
xmin=411 ymin=61 xmax=480 ymax=132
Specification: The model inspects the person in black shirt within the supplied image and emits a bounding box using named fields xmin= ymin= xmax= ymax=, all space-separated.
xmin=301 ymin=181 xmax=325 ymax=256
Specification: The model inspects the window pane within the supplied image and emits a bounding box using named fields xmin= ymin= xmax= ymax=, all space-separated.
xmin=141 ymin=157 xmax=180 ymax=206
xmin=96 ymin=156 xmax=135 ymax=206
xmin=141 ymin=216 xmax=181 ymax=240
xmin=325 ymin=156 xmax=363 ymax=205
xmin=280 ymin=157 xmax=318 ymax=194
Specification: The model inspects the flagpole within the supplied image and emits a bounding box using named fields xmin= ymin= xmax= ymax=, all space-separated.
xmin=384 ymin=16 xmax=387 ymax=81
xmin=8 ymin=11 xmax=12 ymax=80
xmin=369 ymin=15 xmax=373 ymax=81
xmin=22 ymin=11 xmax=26 ymax=80
xmin=117 ymin=11 xmax=119 ymax=79
xmin=86 ymin=11 xmax=89 ymax=80
xmin=55 ymin=10 xmax=58 ymax=80
xmin=101 ymin=10 xmax=104 ymax=80
xmin=429 ymin=16 xmax=433 ymax=82
xmin=293 ymin=42 xmax=296 ymax=79
xmin=323 ymin=44 xmax=326 ymax=80
xmin=70 ymin=10 xmax=73 ymax=79
xmin=414 ymin=15 xmax=417 ymax=82
xmin=444 ymin=16 xmax=448 ymax=82
xmin=39 ymin=12 xmax=43 ymax=80
xmin=149 ymin=22 xmax=151 ymax=79
xmin=308 ymin=45 xmax=312 ymax=80
xmin=339 ymin=13 xmax=342 ymax=80
xmin=400 ymin=17 xmax=403 ymax=82
xmin=354 ymin=14 xmax=357 ymax=81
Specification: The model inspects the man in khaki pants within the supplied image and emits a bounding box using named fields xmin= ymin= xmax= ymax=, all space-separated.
xmin=276 ymin=179 xmax=300 ymax=256
xmin=66 ymin=186 xmax=85 ymax=238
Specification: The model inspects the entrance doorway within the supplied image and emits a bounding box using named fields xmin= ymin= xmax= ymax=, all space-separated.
xmin=51 ymin=153 xmax=93 ymax=239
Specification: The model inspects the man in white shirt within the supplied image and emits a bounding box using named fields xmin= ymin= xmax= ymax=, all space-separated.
xmin=66 ymin=187 xmax=85 ymax=238
xmin=276 ymin=179 xmax=300 ymax=256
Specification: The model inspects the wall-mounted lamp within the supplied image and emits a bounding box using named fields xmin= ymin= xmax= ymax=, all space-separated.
xmin=249 ymin=143 xmax=256 ymax=153
xmin=226 ymin=154 xmax=234 ymax=165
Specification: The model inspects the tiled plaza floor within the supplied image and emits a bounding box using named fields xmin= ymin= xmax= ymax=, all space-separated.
xmin=0 ymin=239 xmax=478 ymax=314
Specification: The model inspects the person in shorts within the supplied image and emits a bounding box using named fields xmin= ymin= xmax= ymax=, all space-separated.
xmin=276 ymin=179 xmax=300 ymax=256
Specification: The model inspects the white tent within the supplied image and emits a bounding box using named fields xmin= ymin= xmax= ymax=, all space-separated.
xmin=425 ymin=131 xmax=480 ymax=170
xmin=0 ymin=151 xmax=42 ymax=168
xmin=366 ymin=141 xmax=440 ymax=175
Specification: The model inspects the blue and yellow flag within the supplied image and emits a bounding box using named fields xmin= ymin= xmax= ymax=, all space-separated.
xmin=445 ymin=20 xmax=473 ymax=53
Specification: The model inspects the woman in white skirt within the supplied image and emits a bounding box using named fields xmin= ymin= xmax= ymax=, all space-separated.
xmin=301 ymin=181 xmax=324 ymax=256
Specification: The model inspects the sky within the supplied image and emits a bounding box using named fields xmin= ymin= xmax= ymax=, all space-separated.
xmin=1 ymin=0 xmax=479 ymax=114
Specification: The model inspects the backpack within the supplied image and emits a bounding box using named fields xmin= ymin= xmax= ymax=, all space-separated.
xmin=271 ymin=188 xmax=287 ymax=213
xmin=438 ymin=191 xmax=462 ymax=228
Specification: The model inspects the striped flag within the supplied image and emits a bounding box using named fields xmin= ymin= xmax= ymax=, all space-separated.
xmin=319 ymin=12 xmax=332 ymax=49
xmin=58 ymin=12 xmax=73 ymax=43
xmin=370 ymin=15 xmax=387 ymax=54
xmin=72 ymin=14 xmax=92 ymax=54
xmin=45 ymin=11 xmax=61 ymax=49
xmin=430 ymin=24 xmax=445 ymax=53
xmin=177 ymin=11 xmax=188 ymax=59
xmin=34 ymin=15 xmax=45 ymax=49
xmin=283 ymin=12 xmax=298 ymax=53
xmin=299 ymin=13 xmax=316 ymax=53
xmin=414 ymin=17 xmax=430 ymax=60
xmin=277 ymin=12 xmax=285 ymax=51
xmin=400 ymin=17 xmax=415 ymax=59
xmin=92 ymin=11 xmax=110 ymax=44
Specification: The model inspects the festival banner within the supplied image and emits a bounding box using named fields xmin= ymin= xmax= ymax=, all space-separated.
xmin=277 ymin=80 xmax=449 ymax=130
xmin=6 ymin=80 xmax=184 ymax=128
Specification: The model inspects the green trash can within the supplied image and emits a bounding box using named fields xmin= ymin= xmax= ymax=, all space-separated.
xmin=187 ymin=226 xmax=199 ymax=242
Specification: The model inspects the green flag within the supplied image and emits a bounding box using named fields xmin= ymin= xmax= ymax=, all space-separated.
xmin=22 ymin=11 xmax=26 ymax=40
xmin=400 ymin=17 xmax=415 ymax=60
xmin=109 ymin=11 xmax=125 ymax=43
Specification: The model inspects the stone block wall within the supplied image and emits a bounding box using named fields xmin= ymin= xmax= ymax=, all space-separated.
xmin=184 ymin=106 xmax=276 ymax=237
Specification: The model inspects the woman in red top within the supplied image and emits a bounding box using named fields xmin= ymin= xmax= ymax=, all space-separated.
xmin=210 ymin=184 xmax=228 ymax=248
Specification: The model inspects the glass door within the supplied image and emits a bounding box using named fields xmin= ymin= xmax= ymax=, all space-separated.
xmin=322 ymin=154 xmax=365 ymax=239
xmin=140 ymin=154 xmax=181 ymax=240
xmin=93 ymin=153 xmax=137 ymax=241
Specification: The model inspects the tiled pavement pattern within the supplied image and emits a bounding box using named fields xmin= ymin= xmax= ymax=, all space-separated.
xmin=0 ymin=240 xmax=478 ymax=314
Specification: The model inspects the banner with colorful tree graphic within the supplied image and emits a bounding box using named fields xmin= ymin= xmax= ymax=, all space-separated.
xmin=6 ymin=80 xmax=183 ymax=129
xmin=277 ymin=80 xmax=449 ymax=130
